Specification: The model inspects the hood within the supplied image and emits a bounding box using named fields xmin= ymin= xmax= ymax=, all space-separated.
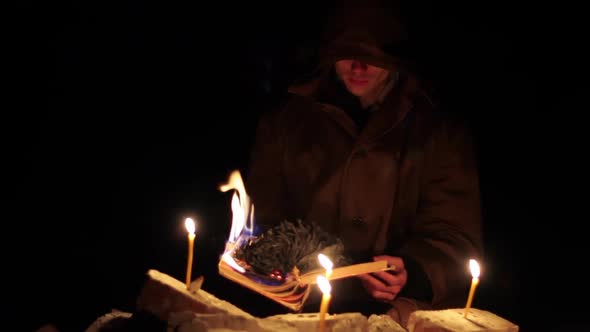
xmin=318 ymin=0 xmax=412 ymax=72
xmin=289 ymin=0 xmax=416 ymax=97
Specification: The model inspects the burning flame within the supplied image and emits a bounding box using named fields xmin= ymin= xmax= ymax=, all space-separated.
xmin=469 ymin=259 xmax=480 ymax=279
xmin=219 ymin=170 xmax=254 ymax=273
xmin=318 ymin=253 xmax=333 ymax=276
xmin=185 ymin=218 xmax=196 ymax=234
xmin=316 ymin=275 xmax=331 ymax=295
xmin=219 ymin=170 xmax=253 ymax=243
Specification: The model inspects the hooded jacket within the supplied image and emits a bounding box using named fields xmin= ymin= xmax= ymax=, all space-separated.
xmin=245 ymin=0 xmax=483 ymax=319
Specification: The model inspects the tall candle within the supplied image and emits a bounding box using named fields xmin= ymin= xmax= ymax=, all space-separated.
xmin=463 ymin=259 xmax=480 ymax=318
xmin=317 ymin=275 xmax=332 ymax=332
xmin=185 ymin=218 xmax=196 ymax=290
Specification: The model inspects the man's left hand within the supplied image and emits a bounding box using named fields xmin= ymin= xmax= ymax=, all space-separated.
xmin=357 ymin=255 xmax=408 ymax=302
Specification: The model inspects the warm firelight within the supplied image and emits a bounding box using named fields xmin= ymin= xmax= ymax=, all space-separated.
xmin=463 ymin=259 xmax=481 ymax=318
xmin=470 ymin=259 xmax=481 ymax=278
xmin=318 ymin=253 xmax=333 ymax=279
xmin=219 ymin=170 xmax=253 ymax=273
xmin=219 ymin=170 xmax=254 ymax=243
xmin=317 ymin=275 xmax=331 ymax=297
xmin=185 ymin=217 xmax=196 ymax=234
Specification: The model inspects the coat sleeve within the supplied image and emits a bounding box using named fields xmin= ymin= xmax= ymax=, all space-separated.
xmin=245 ymin=109 xmax=288 ymax=233
xmin=398 ymin=117 xmax=484 ymax=308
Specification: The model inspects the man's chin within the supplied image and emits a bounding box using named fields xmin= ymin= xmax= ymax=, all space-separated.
xmin=346 ymin=86 xmax=368 ymax=97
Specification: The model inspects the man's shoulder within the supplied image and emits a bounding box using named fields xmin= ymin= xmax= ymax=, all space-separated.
xmin=409 ymin=89 xmax=475 ymax=147
xmin=410 ymin=89 xmax=445 ymax=129
xmin=411 ymin=79 xmax=473 ymax=125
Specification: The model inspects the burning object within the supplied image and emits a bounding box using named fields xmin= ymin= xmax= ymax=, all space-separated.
xmin=217 ymin=170 xmax=393 ymax=311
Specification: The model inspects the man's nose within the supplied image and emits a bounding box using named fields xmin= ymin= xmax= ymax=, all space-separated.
xmin=351 ymin=60 xmax=368 ymax=72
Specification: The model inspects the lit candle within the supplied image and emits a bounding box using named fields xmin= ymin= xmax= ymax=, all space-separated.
xmin=463 ymin=259 xmax=480 ymax=318
xmin=185 ymin=218 xmax=196 ymax=290
xmin=318 ymin=253 xmax=333 ymax=279
xmin=317 ymin=275 xmax=331 ymax=332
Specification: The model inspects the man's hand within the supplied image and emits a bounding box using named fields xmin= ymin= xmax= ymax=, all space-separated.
xmin=357 ymin=255 xmax=407 ymax=302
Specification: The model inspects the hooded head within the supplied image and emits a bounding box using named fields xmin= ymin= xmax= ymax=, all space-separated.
xmin=318 ymin=0 xmax=412 ymax=73
xmin=289 ymin=0 xmax=416 ymax=101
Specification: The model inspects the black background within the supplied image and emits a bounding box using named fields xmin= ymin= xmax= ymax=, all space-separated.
xmin=8 ymin=1 xmax=588 ymax=331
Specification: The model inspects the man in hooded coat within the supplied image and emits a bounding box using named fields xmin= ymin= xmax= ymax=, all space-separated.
xmin=246 ymin=0 xmax=484 ymax=326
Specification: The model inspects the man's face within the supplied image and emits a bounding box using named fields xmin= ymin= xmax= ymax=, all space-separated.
xmin=334 ymin=60 xmax=390 ymax=98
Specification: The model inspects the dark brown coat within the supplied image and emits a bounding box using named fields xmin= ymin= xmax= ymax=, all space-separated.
xmin=246 ymin=70 xmax=483 ymax=311
xmin=245 ymin=0 xmax=483 ymax=315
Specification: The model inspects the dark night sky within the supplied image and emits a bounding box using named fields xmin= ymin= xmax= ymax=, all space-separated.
xmin=7 ymin=1 xmax=588 ymax=331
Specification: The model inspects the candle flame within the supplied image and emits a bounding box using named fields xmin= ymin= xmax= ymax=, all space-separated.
xmin=185 ymin=218 xmax=196 ymax=234
xmin=316 ymin=275 xmax=331 ymax=295
xmin=469 ymin=259 xmax=480 ymax=278
xmin=318 ymin=253 xmax=333 ymax=274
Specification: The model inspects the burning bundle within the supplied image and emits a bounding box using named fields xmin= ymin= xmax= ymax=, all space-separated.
xmin=217 ymin=170 xmax=394 ymax=311
xmin=232 ymin=219 xmax=349 ymax=283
